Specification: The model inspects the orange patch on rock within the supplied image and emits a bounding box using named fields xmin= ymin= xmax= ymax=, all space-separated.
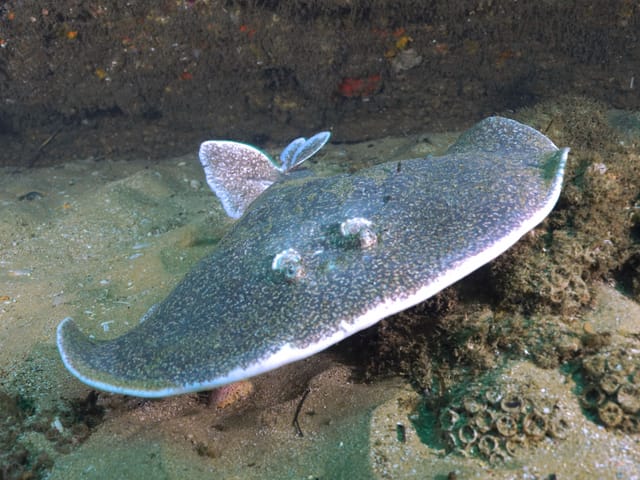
xmin=209 ymin=380 xmax=255 ymax=409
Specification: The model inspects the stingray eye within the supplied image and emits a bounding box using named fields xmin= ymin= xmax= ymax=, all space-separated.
xmin=340 ymin=217 xmax=377 ymax=249
xmin=271 ymin=248 xmax=305 ymax=281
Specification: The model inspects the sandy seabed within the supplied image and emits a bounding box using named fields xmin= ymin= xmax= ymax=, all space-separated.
xmin=1 ymin=122 xmax=639 ymax=479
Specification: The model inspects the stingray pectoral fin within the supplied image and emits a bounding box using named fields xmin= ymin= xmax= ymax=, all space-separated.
xmin=199 ymin=140 xmax=280 ymax=219
xmin=56 ymin=314 xmax=343 ymax=398
xmin=57 ymin=317 xmax=120 ymax=393
xmin=57 ymin=317 xmax=179 ymax=396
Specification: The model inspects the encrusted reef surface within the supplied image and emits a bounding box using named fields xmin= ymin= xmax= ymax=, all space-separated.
xmin=580 ymin=346 xmax=640 ymax=432
xmin=370 ymin=344 xmax=640 ymax=479
xmin=1 ymin=99 xmax=640 ymax=478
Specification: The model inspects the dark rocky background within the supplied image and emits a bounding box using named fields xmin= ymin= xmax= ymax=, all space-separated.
xmin=0 ymin=0 xmax=638 ymax=166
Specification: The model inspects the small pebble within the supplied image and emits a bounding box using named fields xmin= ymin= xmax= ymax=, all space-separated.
xmin=18 ymin=191 xmax=44 ymax=201
xmin=51 ymin=417 xmax=64 ymax=433
xmin=101 ymin=321 xmax=114 ymax=332
xmin=8 ymin=269 xmax=32 ymax=277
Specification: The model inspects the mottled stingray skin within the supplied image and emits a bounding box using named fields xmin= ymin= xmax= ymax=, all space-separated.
xmin=57 ymin=117 xmax=568 ymax=397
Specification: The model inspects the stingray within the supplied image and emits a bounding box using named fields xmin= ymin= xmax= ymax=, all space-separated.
xmin=57 ymin=117 xmax=568 ymax=397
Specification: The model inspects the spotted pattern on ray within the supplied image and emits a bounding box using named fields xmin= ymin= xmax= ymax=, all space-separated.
xmin=57 ymin=117 xmax=568 ymax=397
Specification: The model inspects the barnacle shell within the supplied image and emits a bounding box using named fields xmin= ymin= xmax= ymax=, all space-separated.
xmin=444 ymin=431 xmax=459 ymax=449
xmin=599 ymin=374 xmax=623 ymax=395
xmin=620 ymin=356 xmax=637 ymax=376
xmin=581 ymin=384 xmax=606 ymax=408
xmin=504 ymin=435 xmax=527 ymax=456
xmin=463 ymin=396 xmax=485 ymax=414
xmin=548 ymin=415 xmax=570 ymax=439
xmin=620 ymin=415 xmax=640 ymax=434
xmin=582 ymin=354 xmax=607 ymax=379
xmin=500 ymin=394 xmax=524 ymax=414
xmin=472 ymin=410 xmax=494 ymax=433
xmin=495 ymin=414 xmax=518 ymax=437
xmin=455 ymin=446 xmax=471 ymax=458
xmin=603 ymin=350 xmax=621 ymax=371
xmin=616 ymin=383 xmax=640 ymax=414
xmin=440 ymin=408 xmax=460 ymax=431
xmin=478 ymin=434 xmax=500 ymax=457
xmin=489 ymin=450 xmax=507 ymax=465
xmin=458 ymin=424 xmax=478 ymax=445
xmin=522 ymin=410 xmax=547 ymax=439
xmin=598 ymin=401 xmax=624 ymax=428
xmin=484 ymin=389 xmax=503 ymax=405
